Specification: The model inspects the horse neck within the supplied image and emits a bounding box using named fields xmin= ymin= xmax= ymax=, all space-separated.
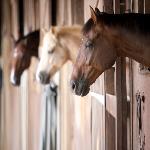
xmin=57 ymin=27 xmax=81 ymax=63
xmin=26 ymin=31 xmax=39 ymax=58
xmin=107 ymin=26 xmax=150 ymax=67
xmin=95 ymin=14 xmax=150 ymax=67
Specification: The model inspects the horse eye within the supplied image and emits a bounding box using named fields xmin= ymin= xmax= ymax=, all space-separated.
xmin=48 ymin=49 xmax=54 ymax=54
xmin=85 ymin=41 xmax=93 ymax=49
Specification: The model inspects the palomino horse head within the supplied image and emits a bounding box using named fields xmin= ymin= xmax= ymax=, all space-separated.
xmin=10 ymin=31 xmax=39 ymax=86
xmin=70 ymin=7 xmax=117 ymax=96
xmin=36 ymin=27 xmax=69 ymax=84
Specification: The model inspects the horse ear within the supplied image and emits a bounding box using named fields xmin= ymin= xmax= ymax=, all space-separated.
xmin=50 ymin=26 xmax=55 ymax=33
xmin=41 ymin=28 xmax=48 ymax=35
xmin=50 ymin=26 xmax=58 ymax=36
xmin=90 ymin=6 xmax=98 ymax=24
xmin=95 ymin=7 xmax=101 ymax=16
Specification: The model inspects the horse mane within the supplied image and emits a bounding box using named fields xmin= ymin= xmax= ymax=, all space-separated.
xmin=82 ymin=18 xmax=94 ymax=35
xmin=54 ymin=26 xmax=81 ymax=37
xmin=15 ymin=30 xmax=40 ymax=45
xmin=82 ymin=13 xmax=150 ymax=35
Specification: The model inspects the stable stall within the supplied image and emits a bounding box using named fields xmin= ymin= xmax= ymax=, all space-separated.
xmin=1 ymin=0 xmax=150 ymax=150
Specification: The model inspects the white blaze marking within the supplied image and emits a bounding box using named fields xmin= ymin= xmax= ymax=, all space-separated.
xmin=36 ymin=31 xmax=57 ymax=82
xmin=10 ymin=69 xmax=16 ymax=84
xmin=13 ymin=51 xmax=18 ymax=58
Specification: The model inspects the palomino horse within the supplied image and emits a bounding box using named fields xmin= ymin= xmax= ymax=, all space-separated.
xmin=70 ymin=6 xmax=150 ymax=96
xmin=10 ymin=30 xmax=39 ymax=86
xmin=36 ymin=26 xmax=81 ymax=84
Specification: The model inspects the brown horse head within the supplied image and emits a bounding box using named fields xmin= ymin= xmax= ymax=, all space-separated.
xmin=70 ymin=7 xmax=117 ymax=96
xmin=10 ymin=31 xmax=39 ymax=86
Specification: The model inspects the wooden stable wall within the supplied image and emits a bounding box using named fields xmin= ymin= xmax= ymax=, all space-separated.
xmin=1 ymin=0 xmax=150 ymax=150
xmin=57 ymin=0 xmax=127 ymax=150
xmin=57 ymin=0 xmax=150 ymax=150
xmin=1 ymin=0 xmax=22 ymax=149
xmin=1 ymin=0 xmax=42 ymax=150
xmin=131 ymin=1 xmax=150 ymax=150
xmin=56 ymin=1 xmax=92 ymax=150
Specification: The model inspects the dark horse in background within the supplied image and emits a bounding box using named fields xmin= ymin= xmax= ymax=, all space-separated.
xmin=71 ymin=6 xmax=150 ymax=96
xmin=10 ymin=30 xmax=39 ymax=86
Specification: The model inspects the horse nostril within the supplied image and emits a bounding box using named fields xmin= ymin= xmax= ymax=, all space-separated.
xmin=37 ymin=71 xmax=49 ymax=84
xmin=39 ymin=72 xmax=44 ymax=81
xmin=71 ymin=80 xmax=76 ymax=90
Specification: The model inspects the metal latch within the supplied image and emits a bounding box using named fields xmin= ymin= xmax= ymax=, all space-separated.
xmin=136 ymin=91 xmax=145 ymax=150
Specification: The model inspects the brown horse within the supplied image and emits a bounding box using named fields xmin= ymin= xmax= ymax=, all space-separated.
xmin=10 ymin=30 xmax=39 ymax=86
xmin=70 ymin=6 xmax=150 ymax=96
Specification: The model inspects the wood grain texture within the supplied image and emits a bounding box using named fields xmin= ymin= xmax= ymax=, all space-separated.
xmin=116 ymin=57 xmax=127 ymax=150
xmin=1 ymin=0 xmax=22 ymax=150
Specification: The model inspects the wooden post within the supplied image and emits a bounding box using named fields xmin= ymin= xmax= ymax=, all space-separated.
xmin=1 ymin=0 xmax=22 ymax=150
xmin=116 ymin=57 xmax=127 ymax=150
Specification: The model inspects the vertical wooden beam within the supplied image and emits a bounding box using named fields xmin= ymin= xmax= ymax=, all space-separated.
xmin=1 ymin=0 xmax=22 ymax=150
xmin=116 ymin=57 xmax=127 ymax=150
xmin=104 ymin=0 xmax=113 ymax=13
xmin=103 ymin=1 xmax=119 ymax=150
xmin=114 ymin=1 xmax=128 ymax=150
xmin=71 ymin=0 xmax=84 ymax=24
xmin=133 ymin=0 xmax=144 ymax=13
xmin=144 ymin=0 xmax=150 ymax=13
xmin=39 ymin=0 xmax=51 ymax=30
xmin=138 ymin=0 xmax=144 ymax=13
xmin=125 ymin=0 xmax=132 ymax=12
xmin=24 ymin=1 xmax=42 ymax=150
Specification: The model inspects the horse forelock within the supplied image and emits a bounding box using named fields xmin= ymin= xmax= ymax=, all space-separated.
xmin=82 ymin=18 xmax=95 ymax=35
xmin=43 ymin=31 xmax=57 ymax=52
xmin=15 ymin=30 xmax=39 ymax=45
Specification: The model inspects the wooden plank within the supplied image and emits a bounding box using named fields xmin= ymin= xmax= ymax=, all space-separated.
xmin=57 ymin=1 xmax=92 ymax=150
xmin=106 ymin=94 xmax=116 ymax=118
xmin=125 ymin=0 xmax=132 ymax=12
xmin=132 ymin=61 xmax=150 ymax=150
xmin=105 ymin=67 xmax=115 ymax=95
xmin=129 ymin=58 xmax=134 ymax=150
xmin=1 ymin=0 xmax=22 ymax=150
xmin=104 ymin=1 xmax=117 ymax=150
xmin=132 ymin=1 xmax=144 ymax=150
xmin=105 ymin=110 xmax=116 ymax=150
xmin=83 ymin=1 xmax=106 ymax=150
xmin=138 ymin=0 xmax=144 ymax=13
xmin=23 ymin=1 xmax=42 ymax=150
xmin=56 ymin=1 xmax=72 ymax=150
xmin=39 ymin=0 xmax=51 ymax=30
xmin=92 ymin=97 xmax=105 ymax=150
xmin=131 ymin=2 xmax=150 ymax=150
xmin=133 ymin=0 xmax=144 ymax=13
xmin=71 ymin=0 xmax=84 ymax=24
xmin=144 ymin=0 xmax=150 ymax=13
xmin=116 ymin=57 xmax=127 ymax=150
xmin=104 ymin=0 xmax=114 ymax=13
xmin=72 ymin=1 xmax=92 ymax=149
xmin=125 ymin=58 xmax=132 ymax=150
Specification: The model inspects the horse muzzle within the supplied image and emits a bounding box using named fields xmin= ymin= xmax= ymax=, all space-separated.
xmin=70 ymin=79 xmax=90 ymax=96
xmin=10 ymin=71 xmax=21 ymax=86
xmin=10 ymin=76 xmax=20 ymax=86
xmin=36 ymin=71 xmax=50 ymax=84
